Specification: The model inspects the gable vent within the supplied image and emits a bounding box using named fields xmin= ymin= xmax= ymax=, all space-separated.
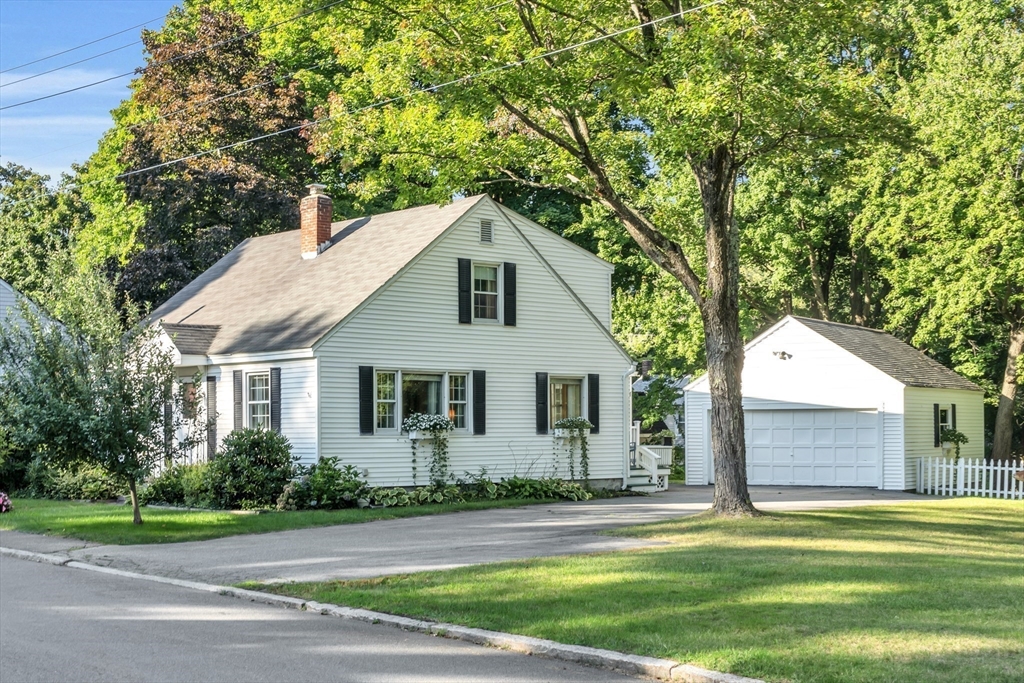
xmin=480 ymin=219 xmax=493 ymax=243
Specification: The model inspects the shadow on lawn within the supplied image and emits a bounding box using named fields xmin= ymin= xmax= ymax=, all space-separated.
xmin=285 ymin=501 xmax=1023 ymax=683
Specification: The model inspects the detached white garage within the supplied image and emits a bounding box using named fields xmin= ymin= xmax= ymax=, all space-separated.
xmin=684 ymin=316 xmax=985 ymax=491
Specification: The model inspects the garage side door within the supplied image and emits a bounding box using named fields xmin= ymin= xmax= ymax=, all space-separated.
xmin=746 ymin=409 xmax=878 ymax=487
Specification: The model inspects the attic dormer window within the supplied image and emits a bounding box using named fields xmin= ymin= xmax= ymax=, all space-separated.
xmin=480 ymin=220 xmax=493 ymax=243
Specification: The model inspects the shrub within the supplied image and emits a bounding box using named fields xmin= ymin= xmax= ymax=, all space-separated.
xmin=140 ymin=463 xmax=212 ymax=508
xmin=276 ymin=458 xmax=368 ymax=511
xmin=24 ymin=457 xmax=124 ymax=500
xmin=499 ymin=476 xmax=591 ymax=502
xmin=206 ymin=428 xmax=296 ymax=509
xmin=0 ymin=427 xmax=32 ymax=492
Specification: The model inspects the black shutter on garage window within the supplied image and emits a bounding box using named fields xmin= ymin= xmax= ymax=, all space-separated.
xmin=458 ymin=258 xmax=472 ymax=324
xmin=933 ymin=403 xmax=940 ymax=447
xmin=503 ymin=262 xmax=516 ymax=327
xmin=536 ymin=372 xmax=548 ymax=434
xmin=951 ymin=404 xmax=957 ymax=430
xmin=270 ymin=367 xmax=281 ymax=434
xmin=587 ymin=374 xmax=600 ymax=433
xmin=359 ymin=366 xmax=374 ymax=435
xmin=473 ymin=370 xmax=486 ymax=435
xmin=206 ymin=375 xmax=217 ymax=455
xmin=233 ymin=370 xmax=243 ymax=431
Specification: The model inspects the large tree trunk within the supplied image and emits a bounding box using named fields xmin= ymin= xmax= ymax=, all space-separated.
xmin=127 ymin=477 xmax=144 ymax=525
xmin=692 ymin=146 xmax=758 ymax=516
xmin=992 ymin=325 xmax=1023 ymax=461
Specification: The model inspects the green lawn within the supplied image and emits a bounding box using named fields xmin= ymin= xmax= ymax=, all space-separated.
xmin=262 ymin=498 xmax=1024 ymax=683
xmin=0 ymin=497 xmax=548 ymax=545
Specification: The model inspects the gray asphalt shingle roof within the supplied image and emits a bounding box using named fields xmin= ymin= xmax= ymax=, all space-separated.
xmin=793 ymin=317 xmax=981 ymax=392
xmin=152 ymin=195 xmax=485 ymax=356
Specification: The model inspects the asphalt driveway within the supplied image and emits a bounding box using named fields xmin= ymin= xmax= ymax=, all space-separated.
xmin=0 ymin=486 xmax=922 ymax=585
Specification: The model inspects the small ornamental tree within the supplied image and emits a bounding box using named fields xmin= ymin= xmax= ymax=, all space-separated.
xmin=0 ymin=262 xmax=204 ymax=524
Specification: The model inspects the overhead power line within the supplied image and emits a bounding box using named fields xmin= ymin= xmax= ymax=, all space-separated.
xmin=0 ymin=15 xmax=162 ymax=75
xmin=0 ymin=0 xmax=354 ymax=111
xmin=0 ymin=41 xmax=139 ymax=90
xmin=113 ymin=0 xmax=728 ymax=181
xmin=1 ymin=0 xmax=727 ymax=211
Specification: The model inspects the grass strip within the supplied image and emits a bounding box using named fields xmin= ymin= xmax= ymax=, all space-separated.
xmin=260 ymin=498 xmax=1024 ymax=683
xmin=0 ymin=497 xmax=548 ymax=545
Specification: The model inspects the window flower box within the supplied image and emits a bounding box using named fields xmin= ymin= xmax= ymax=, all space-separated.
xmin=406 ymin=430 xmax=432 ymax=441
xmin=553 ymin=428 xmax=589 ymax=439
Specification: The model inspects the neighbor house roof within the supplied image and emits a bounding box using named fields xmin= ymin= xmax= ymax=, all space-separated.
xmin=792 ymin=317 xmax=981 ymax=391
xmin=151 ymin=195 xmax=486 ymax=356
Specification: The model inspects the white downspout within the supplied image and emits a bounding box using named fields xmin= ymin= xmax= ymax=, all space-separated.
xmin=622 ymin=365 xmax=637 ymax=489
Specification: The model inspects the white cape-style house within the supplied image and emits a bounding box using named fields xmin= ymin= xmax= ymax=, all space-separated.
xmin=153 ymin=186 xmax=650 ymax=489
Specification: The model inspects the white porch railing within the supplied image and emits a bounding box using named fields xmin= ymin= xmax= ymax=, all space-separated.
xmin=917 ymin=457 xmax=1024 ymax=500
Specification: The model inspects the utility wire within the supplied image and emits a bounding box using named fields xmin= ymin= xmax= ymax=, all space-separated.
xmin=0 ymin=16 xmax=162 ymax=75
xmin=114 ymin=0 xmax=728 ymax=181
xmin=0 ymin=41 xmax=139 ymax=90
xmin=6 ymin=1 xmax=516 ymax=173
xmin=0 ymin=0 xmax=354 ymax=111
xmin=2 ymin=0 xmax=726 ymax=209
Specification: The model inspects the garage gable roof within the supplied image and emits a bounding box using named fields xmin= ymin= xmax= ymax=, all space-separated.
xmin=791 ymin=317 xmax=981 ymax=391
xmin=685 ymin=316 xmax=981 ymax=393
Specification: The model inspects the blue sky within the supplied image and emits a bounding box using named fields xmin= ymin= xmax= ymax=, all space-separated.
xmin=0 ymin=0 xmax=178 ymax=182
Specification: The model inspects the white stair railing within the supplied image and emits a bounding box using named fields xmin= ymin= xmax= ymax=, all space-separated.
xmin=637 ymin=445 xmax=669 ymax=492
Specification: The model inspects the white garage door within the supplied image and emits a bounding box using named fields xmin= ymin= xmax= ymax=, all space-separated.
xmin=745 ymin=409 xmax=878 ymax=487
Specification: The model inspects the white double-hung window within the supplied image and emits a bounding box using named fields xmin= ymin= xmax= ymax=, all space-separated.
xmin=550 ymin=377 xmax=583 ymax=426
xmin=376 ymin=371 xmax=397 ymax=430
xmin=248 ymin=372 xmax=270 ymax=428
xmin=448 ymin=374 xmax=468 ymax=429
xmin=473 ymin=264 xmax=499 ymax=320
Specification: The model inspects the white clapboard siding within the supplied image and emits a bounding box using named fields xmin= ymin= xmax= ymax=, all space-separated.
xmin=506 ymin=214 xmax=613 ymax=330
xmin=902 ymin=387 xmax=985 ymax=489
xmin=315 ymin=200 xmax=632 ymax=486
xmin=917 ymin=457 xmax=1024 ymax=500
xmin=208 ymin=359 xmax=319 ymax=464
xmin=0 ymin=278 xmax=32 ymax=334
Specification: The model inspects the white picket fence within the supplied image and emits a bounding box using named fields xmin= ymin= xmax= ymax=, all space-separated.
xmin=917 ymin=457 xmax=1024 ymax=500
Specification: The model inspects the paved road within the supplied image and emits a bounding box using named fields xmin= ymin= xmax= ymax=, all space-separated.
xmin=0 ymin=555 xmax=633 ymax=683
xmin=0 ymin=485 xmax=923 ymax=585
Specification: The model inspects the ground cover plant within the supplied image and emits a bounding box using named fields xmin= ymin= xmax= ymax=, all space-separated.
xmin=0 ymin=496 xmax=553 ymax=545
xmin=262 ymin=499 xmax=1024 ymax=683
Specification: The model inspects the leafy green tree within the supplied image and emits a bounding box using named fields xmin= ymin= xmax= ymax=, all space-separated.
xmin=0 ymin=262 xmax=203 ymax=523
xmin=860 ymin=0 xmax=1023 ymax=459
xmin=305 ymin=0 xmax=896 ymax=513
xmin=116 ymin=7 xmax=314 ymax=308
xmin=0 ymin=164 xmax=85 ymax=301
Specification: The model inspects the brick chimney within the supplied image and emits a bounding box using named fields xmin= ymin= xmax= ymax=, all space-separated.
xmin=300 ymin=183 xmax=332 ymax=259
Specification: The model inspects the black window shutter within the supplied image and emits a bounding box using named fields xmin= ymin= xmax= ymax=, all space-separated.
xmin=951 ymin=404 xmax=957 ymax=430
xmin=358 ymin=366 xmax=374 ymax=435
xmin=503 ymin=262 xmax=517 ymax=327
xmin=233 ymin=370 xmax=243 ymax=430
xmin=473 ymin=370 xmax=486 ymax=435
xmin=933 ymin=403 xmax=940 ymax=447
xmin=270 ymin=367 xmax=282 ymax=433
xmin=206 ymin=375 xmax=217 ymax=455
xmin=536 ymin=372 xmax=548 ymax=434
xmin=458 ymin=258 xmax=472 ymax=324
xmin=588 ymin=374 xmax=600 ymax=433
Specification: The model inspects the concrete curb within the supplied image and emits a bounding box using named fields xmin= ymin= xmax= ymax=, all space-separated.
xmin=1 ymin=547 xmax=762 ymax=683
xmin=0 ymin=546 xmax=71 ymax=566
